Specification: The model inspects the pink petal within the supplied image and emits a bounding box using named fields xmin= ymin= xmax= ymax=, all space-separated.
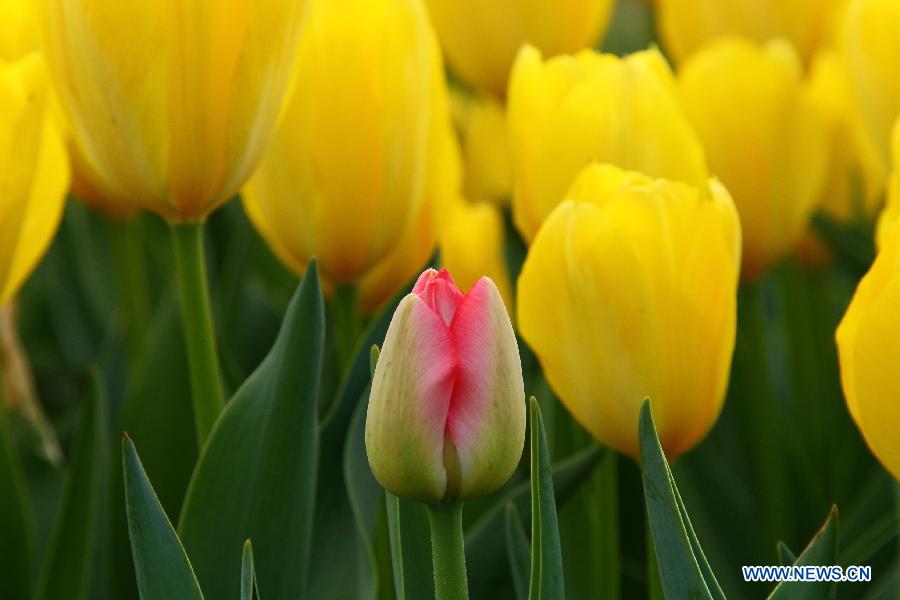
xmin=447 ymin=277 xmax=526 ymax=497
xmin=413 ymin=268 xmax=464 ymax=326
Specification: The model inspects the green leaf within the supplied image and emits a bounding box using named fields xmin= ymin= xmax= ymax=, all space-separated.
xmin=504 ymin=503 xmax=530 ymax=600
xmin=465 ymin=443 xmax=604 ymax=596
xmin=778 ymin=542 xmax=798 ymax=567
xmin=35 ymin=373 xmax=107 ymax=600
xmin=768 ymin=507 xmax=839 ymax=600
xmin=386 ymin=491 xmax=434 ymax=600
xmin=0 ymin=382 xmax=35 ymax=600
xmin=672 ymin=472 xmax=726 ymax=600
xmin=123 ymin=436 xmax=204 ymax=600
xmin=343 ymin=382 xmax=391 ymax=598
xmin=178 ymin=262 xmax=325 ymax=600
xmin=109 ymin=291 xmax=197 ymax=600
xmin=529 ymin=397 xmax=565 ymax=599
xmin=639 ymin=399 xmax=713 ymax=600
xmin=308 ymin=279 xmax=418 ymax=598
xmin=241 ymin=540 xmax=258 ymax=600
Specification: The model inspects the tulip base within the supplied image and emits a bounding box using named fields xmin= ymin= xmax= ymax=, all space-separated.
xmin=426 ymin=501 xmax=469 ymax=600
xmin=171 ymin=221 xmax=224 ymax=449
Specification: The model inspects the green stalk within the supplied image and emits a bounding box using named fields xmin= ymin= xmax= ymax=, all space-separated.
xmin=171 ymin=221 xmax=223 ymax=449
xmin=332 ymin=284 xmax=361 ymax=373
xmin=739 ymin=284 xmax=790 ymax=551
xmin=109 ymin=216 xmax=150 ymax=360
xmin=426 ymin=502 xmax=469 ymax=600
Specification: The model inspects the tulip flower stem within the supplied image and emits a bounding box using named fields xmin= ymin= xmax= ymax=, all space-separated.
xmin=426 ymin=501 xmax=469 ymax=600
xmin=110 ymin=217 xmax=150 ymax=360
xmin=171 ymin=221 xmax=224 ymax=449
xmin=333 ymin=284 xmax=361 ymax=373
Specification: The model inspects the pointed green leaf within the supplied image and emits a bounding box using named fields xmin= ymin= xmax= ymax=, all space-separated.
xmin=639 ymin=399 xmax=713 ymax=600
xmin=529 ymin=397 xmax=565 ymax=599
xmin=671 ymin=468 xmax=726 ymax=600
xmin=123 ymin=436 xmax=203 ymax=600
xmin=111 ymin=292 xmax=197 ymax=599
xmin=178 ymin=263 xmax=325 ymax=600
xmin=768 ymin=507 xmax=839 ymax=600
xmin=35 ymin=373 xmax=107 ymax=600
xmin=386 ymin=491 xmax=434 ymax=600
xmin=241 ymin=540 xmax=258 ymax=600
xmin=308 ymin=274 xmax=422 ymax=598
xmin=778 ymin=542 xmax=798 ymax=567
xmin=504 ymin=503 xmax=530 ymax=600
xmin=0 ymin=383 xmax=35 ymax=600
xmin=465 ymin=443 xmax=604 ymax=596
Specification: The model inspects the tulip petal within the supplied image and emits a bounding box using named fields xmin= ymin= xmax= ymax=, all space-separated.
xmin=518 ymin=165 xmax=739 ymax=459
xmin=366 ymin=294 xmax=456 ymax=501
xmin=0 ymin=55 xmax=69 ymax=306
xmin=448 ymin=277 xmax=525 ymax=497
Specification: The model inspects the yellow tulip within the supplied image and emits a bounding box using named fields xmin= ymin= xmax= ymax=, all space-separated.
xmin=796 ymin=50 xmax=886 ymax=265
xmin=452 ymin=91 xmax=513 ymax=207
xmin=0 ymin=0 xmax=40 ymax=61
xmin=809 ymin=50 xmax=885 ymax=224
xmin=440 ymin=198 xmax=514 ymax=314
xmin=518 ymin=164 xmax=740 ymax=459
xmin=875 ymin=119 xmax=900 ymax=248
xmin=839 ymin=0 xmax=900 ymax=173
xmin=0 ymin=55 xmax=69 ymax=306
xmin=677 ymin=38 xmax=829 ymax=280
xmin=655 ymin=0 xmax=842 ymax=64
xmin=508 ymin=45 xmax=708 ymax=244
xmin=836 ymin=221 xmax=900 ymax=481
xmin=39 ymin=0 xmax=306 ymax=222
xmin=424 ymin=0 xmax=614 ymax=97
xmin=244 ymin=0 xmax=456 ymax=289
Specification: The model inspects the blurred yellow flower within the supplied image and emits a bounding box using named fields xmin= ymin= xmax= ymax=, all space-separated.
xmin=809 ymin=50 xmax=885 ymax=224
xmin=0 ymin=55 xmax=69 ymax=306
xmin=425 ymin=0 xmax=614 ymax=97
xmin=678 ymin=38 xmax=829 ymax=280
xmin=440 ymin=198 xmax=513 ymax=313
xmin=452 ymin=91 xmax=513 ymax=207
xmin=796 ymin=50 xmax=886 ymax=265
xmin=518 ymin=164 xmax=740 ymax=459
xmin=357 ymin=127 xmax=462 ymax=315
xmin=0 ymin=0 xmax=39 ymax=61
xmin=839 ymin=0 xmax=900 ymax=173
xmin=875 ymin=120 xmax=900 ymax=248
xmin=508 ymin=45 xmax=708 ymax=244
xmin=245 ymin=0 xmax=456 ymax=291
xmin=40 ymin=0 xmax=305 ymax=222
xmin=836 ymin=220 xmax=900 ymax=481
xmin=656 ymin=0 xmax=842 ymax=64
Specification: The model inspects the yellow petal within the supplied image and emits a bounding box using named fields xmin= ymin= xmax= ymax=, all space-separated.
xmin=453 ymin=91 xmax=512 ymax=207
xmin=839 ymin=0 xmax=900 ymax=173
xmin=40 ymin=0 xmax=305 ymax=221
xmin=517 ymin=164 xmax=739 ymax=459
xmin=656 ymin=0 xmax=842 ymax=64
xmin=678 ymin=37 xmax=829 ymax=279
xmin=440 ymin=198 xmax=514 ymax=315
xmin=0 ymin=55 xmax=69 ymax=306
xmin=836 ymin=225 xmax=900 ymax=480
xmin=424 ymin=0 xmax=614 ymax=97
xmin=0 ymin=0 xmax=41 ymax=61
xmin=875 ymin=118 xmax=900 ymax=248
xmin=244 ymin=0 xmax=454 ymax=284
xmin=508 ymin=45 xmax=708 ymax=244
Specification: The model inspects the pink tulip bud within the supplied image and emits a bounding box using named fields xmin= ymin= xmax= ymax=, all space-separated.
xmin=365 ymin=269 xmax=525 ymax=502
